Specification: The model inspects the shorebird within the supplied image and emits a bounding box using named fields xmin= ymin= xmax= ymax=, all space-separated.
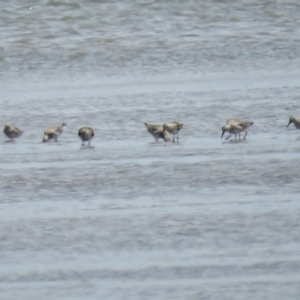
xmin=78 ymin=127 xmax=94 ymax=146
xmin=162 ymin=121 xmax=183 ymax=142
xmin=43 ymin=122 xmax=66 ymax=142
xmin=221 ymin=119 xmax=253 ymax=140
xmin=286 ymin=116 xmax=300 ymax=129
xmin=144 ymin=123 xmax=170 ymax=142
xmin=3 ymin=124 xmax=23 ymax=141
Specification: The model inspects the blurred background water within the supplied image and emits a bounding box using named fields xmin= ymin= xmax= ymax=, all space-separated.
xmin=1 ymin=0 xmax=300 ymax=299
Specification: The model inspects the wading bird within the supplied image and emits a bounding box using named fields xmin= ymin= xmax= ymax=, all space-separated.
xmin=221 ymin=119 xmax=253 ymax=140
xmin=3 ymin=124 xmax=23 ymax=141
xmin=43 ymin=123 xmax=66 ymax=142
xmin=78 ymin=127 xmax=94 ymax=146
xmin=162 ymin=121 xmax=183 ymax=142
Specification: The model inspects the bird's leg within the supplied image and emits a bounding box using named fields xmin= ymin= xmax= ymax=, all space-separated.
xmin=244 ymin=131 xmax=248 ymax=140
xmin=177 ymin=134 xmax=179 ymax=142
xmin=172 ymin=135 xmax=175 ymax=142
xmin=88 ymin=141 xmax=90 ymax=146
xmin=225 ymin=134 xmax=231 ymax=140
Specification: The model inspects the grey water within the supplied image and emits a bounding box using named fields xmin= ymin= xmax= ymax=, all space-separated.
xmin=1 ymin=0 xmax=300 ymax=299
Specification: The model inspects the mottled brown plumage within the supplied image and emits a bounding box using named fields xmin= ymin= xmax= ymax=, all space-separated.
xmin=144 ymin=123 xmax=170 ymax=142
xmin=221 ymin=119 xmax=253 ymax=140
xmin=43 ymin=123 xmax=66 ymax=142
xmin=3 ymin=125 xmax=23 ymax=141
xmin=162 ymin=121 xmax=183 ymax=142
xmin=78 ymin=127 xmax=94 ymax=146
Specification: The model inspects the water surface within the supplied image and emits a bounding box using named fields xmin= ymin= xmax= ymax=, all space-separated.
xmin=1 ymin=0 xmax=300 ymax=299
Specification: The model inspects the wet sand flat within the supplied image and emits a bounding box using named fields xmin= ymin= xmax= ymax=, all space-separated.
xmin=1 ymin=71 xmax=300 ymax=299
xmin=1 ymin=0 xmax=300 ymax=298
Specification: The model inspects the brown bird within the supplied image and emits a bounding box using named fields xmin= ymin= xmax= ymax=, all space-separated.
xmin=43 ymin=123 xmax=66 ymax=142
xmin=163 ymin=121 xmax=183 ymax=142
xmin=144 ymin=123 xmax=170 ymax=142
xmin=286 ymin=116 xmax=300 ymax=129
xmin=78 ymin=127 xmax=94 ymax=146
xmin=221 ymin=119 xmax=253 ymax=140
xmin=3 ymin=124 xmax=23 ymax=141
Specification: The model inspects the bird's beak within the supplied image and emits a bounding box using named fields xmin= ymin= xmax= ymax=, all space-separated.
xmin=286 ymin=121 xmax=292 ymax=128
xmin=221 ymin=130 xmax=225 ymax=139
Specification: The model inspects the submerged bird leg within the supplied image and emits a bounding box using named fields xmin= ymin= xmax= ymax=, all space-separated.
xmin=225 ymin=134 xmax=231 ymax=140
xmin=88 ymin=140 xmax=90 ymax=146
xmin=244 ymin=131 xmax=248 ymax=140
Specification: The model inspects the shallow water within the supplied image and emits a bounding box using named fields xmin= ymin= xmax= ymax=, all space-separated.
xmin=1 ymin=0 xmax=300 ymax=299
